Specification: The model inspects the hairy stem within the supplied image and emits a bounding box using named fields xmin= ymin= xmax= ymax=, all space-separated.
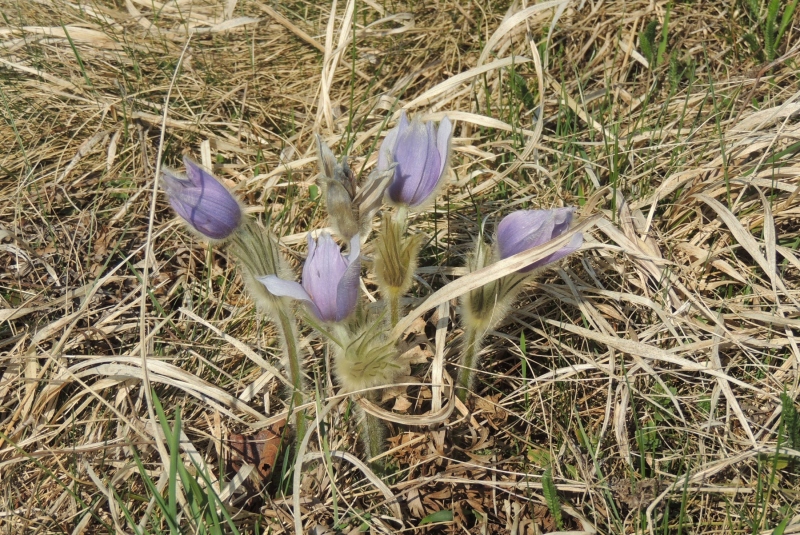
xmin=358 ymin=403 xmax=385 ymax=470
xmin=389 ymin=290 xmax=400 ymax=328
xmin=456 ymin=325 xmax=482 ymax=402
xmin=276 ymin=307 xmax=306 ymax=442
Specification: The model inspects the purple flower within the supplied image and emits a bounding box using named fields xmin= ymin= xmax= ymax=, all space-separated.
xmin=161 ymin=157 xmax=242 ymax=240
xmin=378 ymin=111 xmax=452 ymax=208
xmin=258 ymin=233 xmax=361 ymax=323
xmin=497 ymin=208 xmax=583 ymax=272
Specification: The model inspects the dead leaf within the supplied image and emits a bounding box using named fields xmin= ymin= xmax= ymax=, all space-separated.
xmin=228 ymin=419 xmax=285 ymax=482
xmin=392 ymin=396 xmax=412 ymax=412
xmin=474 ymin=394 xmax=508 ymax=423
xmin=406 ymin=487 xmax=425 ymax=518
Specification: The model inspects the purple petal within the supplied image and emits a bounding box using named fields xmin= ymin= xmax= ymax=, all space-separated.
xmin=258 ymin=276 xmax=312 ymax=303
xmin=302 ymin=232 xmax=349 ymax=322
xmin=162 ymin=161 xmax=241 ymax=240
xmin=525 ymin=232 xmax=584 ymax=271
xmin=497 ymin=210 xmax=556 ymax=260
xmin=183 ymin=156 xmax=205 ymax=186
xmin=346 ymin=233 xmax=361 ymax=265
xmin=259 ymin=275 xmax=324 ymax=319
xmin=436 ymin=116 xmax=452 ymax=177
xmin=550 ymin=207 xmax=575 ymax=236
xmin=378 ymin=126 xmax=399 ymax=172
xmin=378 ymin=111 xmax=409 ymax=172
xmin=388 ymin=119 xmax=440 ymax=206
xmin=334 ymin=235 xmax=361 ymax=321
xmin=497 ymin=208 xmax=582 ymax=273
xmin=397 ymin=110 xmax=410 ymax=137
xmin=407 ymin=121 xmax=442 ymax=206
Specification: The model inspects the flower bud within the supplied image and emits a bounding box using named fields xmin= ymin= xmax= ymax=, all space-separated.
xmin=461 ymin=237 xmax=526 ymax=333
xmin=378 ymin=112 xmax=452 ymax=209
xmin=496 ymin=208 xmax=583 ymax=272
xmin=316 ymin=136 xmax=359 ymax=240
xmin=161 ymin=156 xmax=242 ymax=240
xmin=259 ymin=233 xmax=361 ymax=323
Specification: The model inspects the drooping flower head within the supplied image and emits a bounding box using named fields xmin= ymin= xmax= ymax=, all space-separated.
xmin=496 ymin=208 xmax=583 ymax=272
xmin=378 ymin=111 xmax=452 ymax=208
xmin=258 ymin=233 xmax=361 ymax=323
xmin=161 ymin=156 xmax=242 ymax=240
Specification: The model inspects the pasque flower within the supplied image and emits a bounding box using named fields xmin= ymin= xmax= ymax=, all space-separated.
xmin=456 ymin=207 xmax=583 ymax=401
xmin=378 ymin=111 xmax=452 ymax=208
xmin=161 ymin=156 xmax=242 ymax=240
xmin=259 ymin=233 xmax=360 ymax=323
xmin=497 ymin=208 xmax=583 ymax=272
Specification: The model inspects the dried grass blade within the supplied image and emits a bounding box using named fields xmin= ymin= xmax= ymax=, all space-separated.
xmin=179 ymin=307 xmax=292 ymax=389
xmin=256 ymin=2 xmax=323 ymax=52
xmin=404 ymin=56 xmax=531 ymax=110
xmin=303 ymin=451 xmax=402 ymax=520
xmin=476 ymin=0 xmax=567 ymax=67
xmin=545 ymin=319 xmax=776 ymax=400
xmin=431 ymin=302 xmax=449 ymax=415
xmin=355 ymin=383 xmax=454 ymax=425
xmin=695 ymin=193 xmax=796 ymax=305
xmin=710 ymin=320 xmax=757 ymax=446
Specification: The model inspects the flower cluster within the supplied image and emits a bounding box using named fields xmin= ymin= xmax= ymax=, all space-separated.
xmin=161 ymin=112 xmax=585 ymax=462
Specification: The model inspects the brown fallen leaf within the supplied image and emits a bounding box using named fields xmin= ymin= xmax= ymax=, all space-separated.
xmin=228 ymin=419 xmax=286 ymax=482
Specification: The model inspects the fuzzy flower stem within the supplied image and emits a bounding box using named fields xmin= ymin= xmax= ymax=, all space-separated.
xmin=388 ymin=291 xmax=401 ymax=328
xmin=389 ymin=208 xmax=408 ymax=327
xmin=276 ymin=306 xmax=306 ymax=442
xmin=456 ymin=324 xmax=482 ymax=402
xmin=358 ymin=398 xmax=385 ymax=470
xmin=392 ymin=205 xmax=408 ymax=226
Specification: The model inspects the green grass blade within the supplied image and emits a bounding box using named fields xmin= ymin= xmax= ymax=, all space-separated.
xmin=776 ymin=0 xmax=800 ymax=52
xmin=657 ymin=2 xmax=672 ymax=66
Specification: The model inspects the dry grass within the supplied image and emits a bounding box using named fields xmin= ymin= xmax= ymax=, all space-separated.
xmin=1 ymin=0 xmax=800 ymax=533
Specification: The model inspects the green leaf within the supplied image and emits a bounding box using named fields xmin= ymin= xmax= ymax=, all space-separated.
xmin=742 ymin=33 xmax=765 ymax=63
xmin=766 ymin=0 xmax=780 ymax=60
xmin=744 ymin=0 xmax=761 ymax=19
xmin=419 ymin=510 xmax=453 ymax=525
xmin=773 ymin=516 xmax=791 ymax=535
xmin=542 ymin=468 xmax=563 ymax=530
xmin=640 ymin=20 xmax=658 ymax=65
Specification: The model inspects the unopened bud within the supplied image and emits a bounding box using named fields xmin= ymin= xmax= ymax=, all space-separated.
xmin=316 ymin=136 xmax=359 ymax=240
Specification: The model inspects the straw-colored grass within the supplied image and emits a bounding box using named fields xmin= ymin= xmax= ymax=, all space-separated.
xmin=1 ymin=0 xmax=799 ymax=533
